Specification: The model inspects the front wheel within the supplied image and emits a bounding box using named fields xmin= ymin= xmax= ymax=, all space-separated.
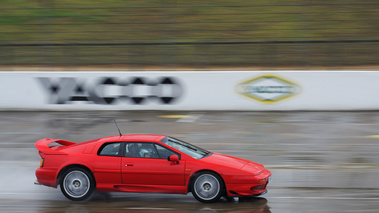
xmin=191 ymin=171 xmax=224 ymax=203
xmin=60 ymin=168 xmax=95 ymax=201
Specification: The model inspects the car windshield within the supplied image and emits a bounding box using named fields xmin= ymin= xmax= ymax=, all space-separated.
xmin=161 ymin=137 xmax=211 ymax=159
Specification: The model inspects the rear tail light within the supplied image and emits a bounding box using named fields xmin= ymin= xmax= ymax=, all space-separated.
xmin=40 ymin=158 xmax=45 ymax=167
xmin=39 ymin=151 xmax=45 ymax=167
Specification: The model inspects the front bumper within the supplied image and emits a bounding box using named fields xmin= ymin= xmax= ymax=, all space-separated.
xmin=225 ymin=169 xmax=271 ymax=197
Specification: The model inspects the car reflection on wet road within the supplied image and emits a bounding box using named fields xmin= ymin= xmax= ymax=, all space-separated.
xmin=1 ymin=196 xmax=270 ymax=213
xmin=1 ymin=111 xmax=379 ymax=212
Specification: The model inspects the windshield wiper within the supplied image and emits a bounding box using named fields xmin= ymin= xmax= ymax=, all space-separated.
xmin=200 ymin=152 xmax=213 ymax=159
xmin=169 ymin=139 xmax=198 ymax=152
xmin=182 ymin=144 xmax=198 ymax=152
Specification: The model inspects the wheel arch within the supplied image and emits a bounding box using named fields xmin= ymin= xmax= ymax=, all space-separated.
xmin=57 ymin=164 xmax=96 ymax=187
xmin=187 ymin=169 xmax=226 ymax=193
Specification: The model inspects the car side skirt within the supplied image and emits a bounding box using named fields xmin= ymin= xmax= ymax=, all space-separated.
xmin=96 ymin=183 xmax=187 ymax=194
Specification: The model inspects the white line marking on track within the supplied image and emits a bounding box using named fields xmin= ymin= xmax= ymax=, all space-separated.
xmin=177 ymin=113 xmax=204 ymax=123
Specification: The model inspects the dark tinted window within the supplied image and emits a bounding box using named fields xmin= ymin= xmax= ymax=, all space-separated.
xmin=98 ymin=142 xmax=121 ymax=156
xmin=154 ymin=144 xmax=178 ymax=159
xmin=125 ymin=142 xmax=159 ymax=158
xmin=124 ymin=142 xmax=180 ymax=159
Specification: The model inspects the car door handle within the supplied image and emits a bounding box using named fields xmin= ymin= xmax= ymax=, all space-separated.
xmin=125 ymin=163 xmax=134 ymax=167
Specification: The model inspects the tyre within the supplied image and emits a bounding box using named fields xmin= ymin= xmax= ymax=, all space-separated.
xmin=60 ymin=168 xmax=95 ymax=201
xmin=191 ymin=171 xmax=224 ymax=203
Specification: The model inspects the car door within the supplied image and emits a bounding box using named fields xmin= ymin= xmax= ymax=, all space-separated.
xmin=92 ymin=142 xmax=122 ymax=184
xmin=121 ymin=142 xmax=185 ymax=186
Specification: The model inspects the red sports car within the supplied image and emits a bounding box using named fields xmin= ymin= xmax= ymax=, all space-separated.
xmin=35 ymin=134 xmax=271 ymax=203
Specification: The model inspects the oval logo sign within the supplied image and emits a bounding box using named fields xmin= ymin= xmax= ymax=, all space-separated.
xmin=235 ymin=74 xmax=301 ymax=104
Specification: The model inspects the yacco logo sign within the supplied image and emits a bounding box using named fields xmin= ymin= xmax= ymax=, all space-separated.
xmin=234 ymin=74 xmax=301 ymax=104
xmin=37 ymin=77 xmax=183 ymax=105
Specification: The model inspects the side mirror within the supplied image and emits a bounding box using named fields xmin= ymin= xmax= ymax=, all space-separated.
xmin=168 ymin=155 xmax=179 ymax=163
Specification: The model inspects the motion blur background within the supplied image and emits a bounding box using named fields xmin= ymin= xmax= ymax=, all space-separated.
xmin=1 ymin=1 xmax=379 ymax=213
xmin=1 ymin=0 xmax=379 ymax=70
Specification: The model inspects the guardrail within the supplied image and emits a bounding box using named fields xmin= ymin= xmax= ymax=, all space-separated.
xmin=1 ymin=71 xmax=379 ymax=111
xmin=1 ymin=40 xmax=379 ymax=67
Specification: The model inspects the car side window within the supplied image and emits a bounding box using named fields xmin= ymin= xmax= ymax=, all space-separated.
xmin=154 ymin=144 xmax=179 ymax=159
xmin=98 ymin=142 xmax=121 ymax=156
xmin=125 ymin=142 xmax=159 ymax=159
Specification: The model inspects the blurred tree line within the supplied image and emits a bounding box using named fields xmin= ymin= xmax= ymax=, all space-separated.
xmin=0 ymin=0 xmax=378 ymax=69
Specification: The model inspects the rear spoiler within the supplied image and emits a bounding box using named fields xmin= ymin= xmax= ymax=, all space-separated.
xmin=35 ymin=138 xmax=76 ymax=155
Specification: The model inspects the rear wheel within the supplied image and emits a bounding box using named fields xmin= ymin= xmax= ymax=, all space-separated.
xmin=191 ymin=171 xmax=224 ymax=203
xmin=60 ymin=168 xmax=95 ymax=201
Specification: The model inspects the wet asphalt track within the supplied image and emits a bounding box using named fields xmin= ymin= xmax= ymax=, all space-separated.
xmin=1 ymin=111 xmax=379 ymax=213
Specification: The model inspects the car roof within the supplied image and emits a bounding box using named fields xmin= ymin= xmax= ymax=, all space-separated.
xmin=97 ymin=134 xmax=167 ymax=143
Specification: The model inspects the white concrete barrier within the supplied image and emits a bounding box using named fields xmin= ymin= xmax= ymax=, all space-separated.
xmin=0 ymin=71 xmax=378 ymax=111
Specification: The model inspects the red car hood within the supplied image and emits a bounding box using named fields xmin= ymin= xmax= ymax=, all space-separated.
xmin=200 ymin=152 xmax=249 ymax=169
xmin=200 ymin=152 xmax=265 ymax=174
